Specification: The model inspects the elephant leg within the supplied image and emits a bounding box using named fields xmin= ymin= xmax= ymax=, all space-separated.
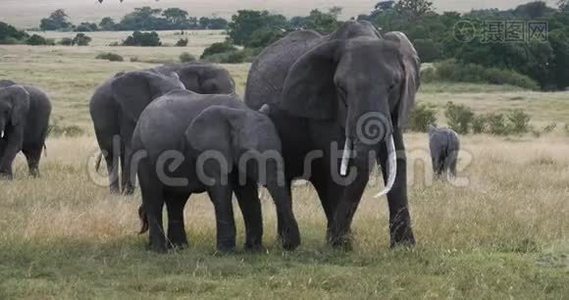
xmin=446 ymin=150 xmax=459 ymax=179
xmin=207 ymin=185 xmax=236 ymax=252
xmin=378 ymin=129 xmax=415 ymax=248
xmin=164 ymin=191 xmax=190 ymax=249
xmin=120 ymin=121 xmax=136 ymax=195
xmin=0 ymin=129 xmax=24 ymax=180
xmin=310 ymin=168 xmax=343 ymax=242
xmin=233 ymin=177 xmax=263 ymax=251
xmin=138 ymin=162 xmax=167 ymax=253
xmin=22 ymin=145 xmax=43 ymax=177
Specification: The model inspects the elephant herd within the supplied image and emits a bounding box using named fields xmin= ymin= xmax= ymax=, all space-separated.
xmin=0 ymin=21 xmax=468 ymax=253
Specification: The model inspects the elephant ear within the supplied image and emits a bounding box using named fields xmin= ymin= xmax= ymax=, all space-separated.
xmin=281 ymin=40 xmax=343 ymax=120
xmin=8 ymin=85 xmax=30 ymax=126
xmin=111 ymin=71 xmax=162 ymax=122
xmin=384 ymin=31 xmax=421 ymax=129
xmin=186 ymin=106 xmax=246 ymax=175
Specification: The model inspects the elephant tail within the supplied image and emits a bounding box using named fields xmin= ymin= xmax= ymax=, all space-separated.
xmin=138 ymin=205 xmax=149 ymax=234
xmin=43 ymin=144 xmax=47 ymax=157
xmin=95 ymin=152 xmax=103 ymax=172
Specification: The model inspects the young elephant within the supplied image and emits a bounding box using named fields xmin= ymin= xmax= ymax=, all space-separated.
xmin=428 ymin=125 xmax=460 ymax=179
xmin=132 ymin=90 xmax=300 ymax=253
xmin=0 ymin=83 xmax=51 ymax=179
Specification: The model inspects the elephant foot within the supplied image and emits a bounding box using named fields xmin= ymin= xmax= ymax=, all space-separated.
xmin=280 ymin=226 xmax=301 ymax=251
xmin=216 ymin=240 xmax=236 ymax=254
xmin=168 ymin=241 xmax=189 ymax=251
xmin=146 ymin=241 xmax=168 ymax=253
xmin=328 ymin=232 xmax=353 ymax=251
xmin=244 ymin=242 xmax=265 ymax=253
xmin=390 ymin=230 xmax=416 ymax=249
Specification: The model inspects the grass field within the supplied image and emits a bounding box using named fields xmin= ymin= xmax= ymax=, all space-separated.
xmin=0 ymin=31 xmax=568 ymax=299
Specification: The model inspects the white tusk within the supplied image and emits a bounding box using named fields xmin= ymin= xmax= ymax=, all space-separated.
xmin=375 ymin=135 xmax=397 ymax=198
xmin=340 ymin=138 xmax=352 ymax=177
xmin=0 ymin=130 xmax=4 ymax=139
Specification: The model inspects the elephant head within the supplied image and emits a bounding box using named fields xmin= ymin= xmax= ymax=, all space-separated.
xmin=0 ymin=85 xmax=30 ymax=138
xmin=111 ymin=71 xmax=186 ymax=123
xmin=280 ymin=28 xmax=420 ymax=197
xmin=153 ymin=63 xmax=235 ymax=95
xmin=186 ymin=105 xmax=300 ymax=249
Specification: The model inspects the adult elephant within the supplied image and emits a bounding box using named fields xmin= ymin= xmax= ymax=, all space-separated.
xmin=90 ymin=63 xmax=236 ymax=195
xmin=90 ymin=71 xmax=185 ymax=194
xmin=133 ymin=90 xmax=300 ymax=252
xmin=245 ymin=21 xmax=420 ymax=248
xmin=0 ymin=82 xmax=52 ymax=179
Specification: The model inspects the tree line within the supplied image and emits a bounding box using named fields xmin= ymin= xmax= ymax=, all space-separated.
xmin=39 ymin=7 xmax=229 ymax=31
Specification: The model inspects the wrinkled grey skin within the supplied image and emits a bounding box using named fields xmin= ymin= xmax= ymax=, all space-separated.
xmin=90 ymin=63 xmax=236 ymax=195
xmin=0 ymin=81 xmax=52 ymax=179
xmin=90 ymin=70 xmax=185 ymax=195
xmin=132 ymin=90 xmax=300 ymax=253
xmin=428 ymin=125 xmax=460 ymax=179
xmin=245 ymin=21 xmax=420 ymax=248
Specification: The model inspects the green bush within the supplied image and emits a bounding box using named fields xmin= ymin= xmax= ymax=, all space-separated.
xmin=427 ymin=60 xmax=540 ymax=90
xmin=122 ymin=31 xmax=161 ymax=47
xmin=175 ymin=38 xmax=188 ymax=47
xmin=58 ymin=37 xmax=73 ymax=46
xmin=445 ymin=102 xmax=474 ymax=134
xmin=203 ymin=50 xmax=247 ymax=64
xmin=507 ymin=109 xmax=531 ymax=134
xmin=95 ymin=52 xmax=124 ymax=62
xmin=72 ymin=33 xmax=92 ymax=46
xmin=409 ymin=103 xmax=437 ymax=132
xmin=26 ymin=34 xmax=54 ymax=46
xmin=179 ymin=52 xmax=196 ymax=63
xmin=485 ymin=113 xmax=509 ymax=135
xmin=201 ymin=42 xmax=238 ymax=59
xmin=472 ymin=115 xmax=487 ymax=134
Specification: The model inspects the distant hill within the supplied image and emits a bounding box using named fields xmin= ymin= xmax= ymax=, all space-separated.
xmin=0 ymin=0 xmax=560 ymax=28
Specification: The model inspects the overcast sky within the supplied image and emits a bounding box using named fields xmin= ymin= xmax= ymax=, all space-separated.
xmin=1 ymin=0 xmax=561 ymax=28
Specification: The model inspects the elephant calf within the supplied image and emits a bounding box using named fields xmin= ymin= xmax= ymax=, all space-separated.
xmin=132 ymin=90 xmax=300 ymax=253
xmin=428 ymin=125 xmax=460 ymax=179
xmin=0 ymin=81 xmax=51 ymax=179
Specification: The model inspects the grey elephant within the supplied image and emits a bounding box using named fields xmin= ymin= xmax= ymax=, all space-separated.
xmin=132 ymin=90 xmax=300 ymax=253
xmin=0 ymin=81 xmax=52 ymax=179
xmin=90 ymin=70 xmax=185 ymax=195
xmin=245 ymin=21 xmax=420 ymax=248
xmin=90 ymin=63 xmax=235 ymax=195
xmin=428 ymin=125 xmax=460 ymax=179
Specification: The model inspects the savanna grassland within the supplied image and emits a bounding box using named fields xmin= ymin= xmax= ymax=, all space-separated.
xmin=0 ymin=31 xmax=568 ymax=299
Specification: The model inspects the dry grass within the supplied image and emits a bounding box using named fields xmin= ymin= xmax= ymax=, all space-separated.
xmin=0 ymin=32 xmax=568 ymax=298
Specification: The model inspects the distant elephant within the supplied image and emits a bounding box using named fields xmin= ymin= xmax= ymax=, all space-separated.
xmin=245 ymin=21 xmax=420 ymax=248
xmin=90 ymin=63 xmax=235 ymax=195
xmin=0 ymin=82 xmax=52 ymax=179
xmin=132 ymin=90 xmax=300 ymax=253
xmin=90 ymin=70 xmax=185 ymax=195
xmin=428 ymin=125 xmax=460 ymax=179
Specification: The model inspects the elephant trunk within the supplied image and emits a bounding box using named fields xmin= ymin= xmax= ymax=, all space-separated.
xmin=340 ymin=105 xmax=397 ymax=198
